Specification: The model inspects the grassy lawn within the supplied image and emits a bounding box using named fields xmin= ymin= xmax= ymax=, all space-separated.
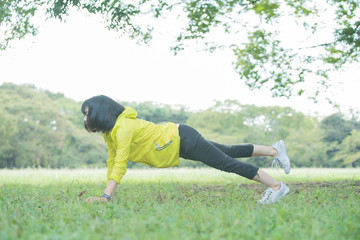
xmin=0 ymin=168 xmax=359 ymax=240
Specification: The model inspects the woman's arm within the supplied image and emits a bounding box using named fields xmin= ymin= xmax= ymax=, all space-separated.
xmin=103 ymin=179 xmax=118 ymax=199
xmin=86 ymin=126 xmax=131 ymax=203
xmin=86 ymin=179 xmax=118 ymax=203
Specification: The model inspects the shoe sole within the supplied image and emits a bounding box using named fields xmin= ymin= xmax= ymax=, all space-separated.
xmin=283 ymin=156 xmax=290 ymax=174
xmin=279 ymin=140 xmax=291 ymax=174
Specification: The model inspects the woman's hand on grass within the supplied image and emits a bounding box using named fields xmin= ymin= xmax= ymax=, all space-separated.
xmin=86 ymin=180 xmax=118 ymax=203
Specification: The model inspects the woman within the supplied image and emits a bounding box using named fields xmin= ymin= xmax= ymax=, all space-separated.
xmin=82 ymin=95 xmax=290 ymax=204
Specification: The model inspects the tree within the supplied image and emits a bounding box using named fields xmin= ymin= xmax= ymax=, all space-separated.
xmin=0 ymin=83 xmax=109 ymax=168
xmin=335 ymin=129 xmax=360 ymax=167
xmin=321 ymin=113 xmax=353 ymax=143
xmin=320 ymin=112 xmax=360 ymax=166
xmin=0 ymin=110 xmax=17 ymax=168
xmin=1 ymin=0 xmax=359 ymax=101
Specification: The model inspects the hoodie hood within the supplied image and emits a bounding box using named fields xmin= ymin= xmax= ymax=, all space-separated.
xmin=120 ymin=107 xmax=138 ymax=119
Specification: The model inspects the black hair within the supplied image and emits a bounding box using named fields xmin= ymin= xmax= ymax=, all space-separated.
xmin=81 ymin=95 xmax=125 ymax=133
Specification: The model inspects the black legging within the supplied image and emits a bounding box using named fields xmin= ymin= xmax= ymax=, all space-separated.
xmin=178 ymin=125 xmax=259 ymax=179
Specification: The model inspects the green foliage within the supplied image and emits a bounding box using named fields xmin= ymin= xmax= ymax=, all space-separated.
xmin=335 ymin=130 xmax=360 ymax=167
xmin=0 ymin=83 xmax=108 ymax=168
xmin=1 ymin=0 xmax=359 ymax=100
xmin=233 ymin=28 xmax=305 ymax=98
xmin=287 ymin=128 xmax=330 ymax=167
xmin=232 ymin=0 xmax=360 ymax=99
xmin=0 ymin=0 xmax=41 ymax=50
xmin=321 ymin=113 xmax=354 ymax=143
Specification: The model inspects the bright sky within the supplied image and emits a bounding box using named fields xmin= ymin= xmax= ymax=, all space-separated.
xmin=0 ymin=10 xmax=359 ymax=117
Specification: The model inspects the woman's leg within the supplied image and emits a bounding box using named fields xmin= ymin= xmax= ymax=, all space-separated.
xmin=209 ymin=141 xmax=254 ymax=158
xmin=209 ymin=144 xmax=280 ymax=189
xmin=253 ymin=169 xmax=280 ymax=190
xmin=178 ymin=125 xmax=290 ymax=204
xmin=179 ymin=125 xmax=259 ymax=180
xmin=252 ymin=145 xmax=277 ymax=157
xmin=211 ymin=141 xmax=290 ymax=174
xmin=210 ymin=142 xmax=277 ymax=158
xmin=203 ymin=143 xmax=281 ymax=189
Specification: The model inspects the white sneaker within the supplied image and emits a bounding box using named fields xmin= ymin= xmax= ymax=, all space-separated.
xmin=258 ymin=182 xmax=290 ymax=204
xmin=272 ymin=140 xmax=291 ymax=174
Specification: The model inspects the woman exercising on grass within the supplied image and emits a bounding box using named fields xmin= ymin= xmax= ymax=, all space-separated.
xmin=82 ymin=95 xmax=290 ymax=204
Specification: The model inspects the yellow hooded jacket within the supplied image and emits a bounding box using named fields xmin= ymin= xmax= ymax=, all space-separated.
xmin=104 ymin=107 xmax=180 ymax=184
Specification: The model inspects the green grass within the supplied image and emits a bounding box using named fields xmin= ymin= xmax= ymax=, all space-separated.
xmin=0 ymin=168 xmax=359 ymax=240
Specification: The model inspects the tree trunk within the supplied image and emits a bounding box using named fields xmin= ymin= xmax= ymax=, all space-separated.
xmin=6 ymin=155 xmax=15 ymax=168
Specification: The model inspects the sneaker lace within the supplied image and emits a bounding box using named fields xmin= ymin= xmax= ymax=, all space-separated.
xmin=271 ymin=158 xmax=281 ymax=171
xmin=259 ymin=188 xmax=273 ymax=203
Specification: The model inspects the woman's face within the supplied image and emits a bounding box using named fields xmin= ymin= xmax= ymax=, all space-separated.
xmin=83 ymin=106 xmax=90 ymax=131
xmin=83 ymin=106 xmax=89 ymax=122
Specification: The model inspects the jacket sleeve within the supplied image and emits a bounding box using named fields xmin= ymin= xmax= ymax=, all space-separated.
xmin=105 ymin=136 xmax=116 ymax=183
xmin=104 ymin=134 xmax=116 ymax=182
xmin=109 ymin=127 xmax=134 ymax=184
